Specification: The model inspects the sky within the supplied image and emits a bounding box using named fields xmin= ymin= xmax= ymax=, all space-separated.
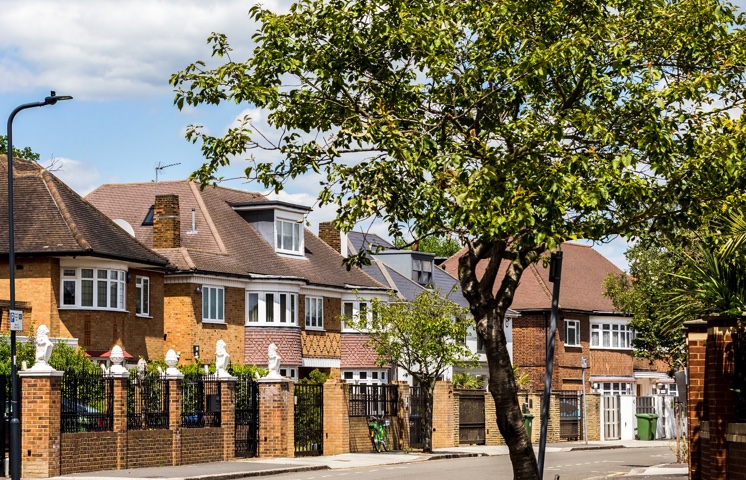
xmin=4 ymin=1 xmax=742 ymax=272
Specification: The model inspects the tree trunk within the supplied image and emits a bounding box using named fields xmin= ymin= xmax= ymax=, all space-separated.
xmin=423 ymin=381 xmax=436 ymax=453
xmin=485 ymin=310 xmax=539 ymax=480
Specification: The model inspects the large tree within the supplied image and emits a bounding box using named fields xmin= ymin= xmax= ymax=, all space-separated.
xmin=171 ymin=1 xmax=746 ymax=477
xmin=0 ymin=135 xmax=40 ymax=162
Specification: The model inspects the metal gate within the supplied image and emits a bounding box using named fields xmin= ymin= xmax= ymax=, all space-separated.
xmin=458 ymin=391 xmax=485 ymax=444
xmin=235 ymin=376 xmax=259 ymax=457
xmin=603 ymin=395 xmax=621 ymax=440
xmin=294 ymin=384 xmax=323 ymax=456
xmin=558 ymin=391 xmax=582 ymax=441
xmin=409 ymin=386 xmax=426 ymax=448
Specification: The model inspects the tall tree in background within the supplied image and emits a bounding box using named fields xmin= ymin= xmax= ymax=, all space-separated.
xmin=393 ymin=235 xmax=462 ymax=258
xmin=172 ymin=1 xmax=746 ymax=477
xmin=0 ymin=135 xmax=40 ymax=162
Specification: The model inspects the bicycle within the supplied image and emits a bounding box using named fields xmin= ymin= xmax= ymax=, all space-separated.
xmin=368 ymin=414 xmax=390 ymax=452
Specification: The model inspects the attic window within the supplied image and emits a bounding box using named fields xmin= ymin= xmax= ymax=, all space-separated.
xmin=276 ymin=218 xmax=303 ymax=255
xmin=142 ymin=205 xmax=155 ymax=226
xmin=412 ymin=258 xmax=433 ymax=285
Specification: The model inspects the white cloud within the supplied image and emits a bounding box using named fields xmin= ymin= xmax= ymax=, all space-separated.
xmin=0 ymin=0 xmax=292 ymax=100
xmin=42 ymin=157 xmax=101 ymax=196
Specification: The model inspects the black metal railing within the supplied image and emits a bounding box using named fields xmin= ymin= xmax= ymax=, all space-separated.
xmin=294 ymin=384 xmax=323 ymax=456
xmin=235 ymin=375 xmax=259 ymax=457
xmin=348 ymin=384 xmax=398 ymax=417
xmin=181 ymin=373 xmax=220 ymax=428
xmin=61 ymin=369 xmax=113 ymax=433
xmin=127 ymin=374 xmax=169 ymax=430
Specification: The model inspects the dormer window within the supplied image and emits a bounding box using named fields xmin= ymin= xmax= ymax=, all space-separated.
xmin=412 ymin=258 xmax=433 ymax=285
xmin=276 ymin=218 xmax=302 ymax=254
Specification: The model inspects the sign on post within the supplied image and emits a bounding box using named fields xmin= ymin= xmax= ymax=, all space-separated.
xmin=9 ymin=310 xmax=22 ymax=332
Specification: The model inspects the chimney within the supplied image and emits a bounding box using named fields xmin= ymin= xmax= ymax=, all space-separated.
xmin=153 ymin=194 xmax=181 ymax=249
xmin=318 ymin=222 xmax=344 ymax=256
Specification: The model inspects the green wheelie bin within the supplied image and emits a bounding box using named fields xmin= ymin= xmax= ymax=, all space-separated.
xmin=635 ymin=413 xmax=658 ymax=440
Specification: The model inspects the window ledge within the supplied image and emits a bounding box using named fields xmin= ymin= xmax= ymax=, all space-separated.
xmin=564 ymin=343 xmax=582 ymax=348
xmin=590 ymin=346 xmax=633 ymax=351
xmin=59 ymin=307 xmax=129 ymax=313
xmin=305 ymin=326 xmax=325 ymax=332
xmin=244 ymin=322 xmax=299 ymax=328
xmin=136 ymin=314 xmax=153 ymax=319
xmin=202 ymin=319 xmax=226 ymax=325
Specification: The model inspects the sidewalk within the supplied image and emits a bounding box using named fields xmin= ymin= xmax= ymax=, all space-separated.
xmin=49 ymin=440 xmax=684 ymax=480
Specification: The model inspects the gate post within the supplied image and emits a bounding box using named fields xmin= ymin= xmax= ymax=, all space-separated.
xmin=220 ymin=377 xmax=237 ymax=461
xmin=432 ymin=381 xmax=455 ymax=448
xmin=166 ymin=374 xmax=183 ymax=466
xmin=258 ymin=378 xmax=294 ymax=458
xmin=110 ymin=370 xmax=130 ymax=469
xmin=19 ymin=369 xmax=64 ymax=478
xmin=322 ymin=381 xmax=349 ymax=455
xmin=396 ymin=382 xmax=411 ymax=451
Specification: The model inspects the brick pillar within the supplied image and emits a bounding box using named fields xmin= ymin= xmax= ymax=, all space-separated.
xmin=220 ymin=378 xmax=237 ymax=461
xmin=153 ymin=194 xmax=181 ymax=249
xmin=20 ymin=369 xmax=64 ymax=478
xmin=431 ymin=381 xmax=455 ymax=448
xmin=322 ymin=381 xmax=349 ymax=455
xmin=258 ymin=379 xmax=294 ymax=458
xmin=685 ymin=319 xmax=708 ymax=480
xmin=111 ymin=371 xmax=130 ymax=470
xmin=167 ymin=376 xmax=183 ymax=466
xmin=703 ymin=318 xmax=737 ymax=480
xmin=396 ymin=382 xmax=410 ymax=451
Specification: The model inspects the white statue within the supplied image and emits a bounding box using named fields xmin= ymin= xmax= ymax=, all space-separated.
xmin=136 ymin=358 xmax=147 ymax=378
xmin=266 ymin=343 xmax=282 ymax=379
xmin=30 ymin=325 xmax=55 ymax=371
xmin=164 ymin=349 xmax=182 ymax=378
xmin=108 ymin=345 xmax=128 ymax=375
xmin=215 ymin=339 xmax=231 ymax=378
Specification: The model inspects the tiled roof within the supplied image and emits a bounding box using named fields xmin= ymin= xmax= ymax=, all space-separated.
xmin=87 ymin=181 xmax=385 ymax=289
xmin=341 ymin=333 xmax=380 ymax=368
xmin=0 ymin=157 xmax=168 ymax=267
xmin=441 ymin=242 xmax=621 ymax=312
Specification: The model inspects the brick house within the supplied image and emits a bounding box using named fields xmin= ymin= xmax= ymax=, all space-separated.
xmin=317 ymin=226 xmax=518 ymax=384
xmin=441 ymin=242 xmax=671 ymax=396
xmin=0 ymin=157 xmax=171 ymax=360
xmin=87 ymin=181 xmax=388 ymax=380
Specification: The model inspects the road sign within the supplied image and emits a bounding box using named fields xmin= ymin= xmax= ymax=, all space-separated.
xmin=9 ymin=310 xmax=22 ymax=332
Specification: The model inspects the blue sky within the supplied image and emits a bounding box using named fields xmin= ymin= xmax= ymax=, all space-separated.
xmin=4 ymin=1 xmax=741 ymax=272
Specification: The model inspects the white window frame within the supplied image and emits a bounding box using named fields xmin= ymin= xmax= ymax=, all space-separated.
xmin=275 ymin=218 xmax=303 ymax=255
xmin=135 ymin=276 xmax=150 ymax=317
xmin=245 ymin=291 xmax=297 ymax=326
xmin=60 ymin=267 xmax=127 ymax=311
xmin=565 ymin=319 xmax=580 ymax=347
xmin=202 ymin=285 xmax=225 ymax=324
xmin=305 ymin=296 xmax=324 ymax=330
xmin=591 ymin=321 xmax=634 ymax=350
xmin=279 ymin=368 xmax=298 ymax=381
xmin=598 ymin=382 xmax=632 ymax=395
xmin=341 ymin=300 xmax=373 ymax=332
xmin=341 ymin=369 xmax=388 ymax=385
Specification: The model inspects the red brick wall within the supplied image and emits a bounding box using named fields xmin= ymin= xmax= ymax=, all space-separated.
xmin=687 ymin=321 xmax=707 ymax=480
xmin=164 ymin=282 xmax=245 ymax=365
xmin=126 ymin=430 xmax=174 ymax=468
xmin=61 ymin=432 xmax=119 ymax=474
xmin=180 ymin=428 xmax=225 ymax=464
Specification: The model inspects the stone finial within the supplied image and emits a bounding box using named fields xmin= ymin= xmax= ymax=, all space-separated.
xmin=29 ymin=324 xmax=55 ymax=372
xmin=266 ymin=342 xmax=282 ymax=379
xmin=108 ymin=345 xmax=128 ymax=375
xmin=137 ymin=358 xmax=147 ymax=378
xmin=215 ymin=339 xmax=232 ymax=378
xmin=164 ymin=349 xmax=183 ymax=378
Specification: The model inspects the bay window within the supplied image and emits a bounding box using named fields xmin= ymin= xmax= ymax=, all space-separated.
xmin=61 ymin=267 xmax=126 ymax=311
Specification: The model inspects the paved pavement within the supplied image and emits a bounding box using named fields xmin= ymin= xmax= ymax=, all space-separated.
xmin=49 ymin=440 xmax=686 ymax=480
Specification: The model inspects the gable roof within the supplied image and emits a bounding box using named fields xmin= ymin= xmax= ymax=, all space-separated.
xmin=87 ymin=181 xmax=385 ymax=290
xmin=0 ymin=157 xmax=169 ymax=267
xmin=440 ymin=242 xmax=622 ymax=312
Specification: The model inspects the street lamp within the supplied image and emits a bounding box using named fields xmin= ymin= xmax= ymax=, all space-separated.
xmin=6 ymin=91 xmax=72 ymax=480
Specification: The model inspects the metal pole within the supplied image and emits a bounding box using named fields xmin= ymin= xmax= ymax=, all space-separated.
xmin=6 ymin=93 xmax=72 ymax=480
xmin=537 ymin=251 xmax=562 ymax=480
xmin=582 ymin=357 xmax=588 ymax=445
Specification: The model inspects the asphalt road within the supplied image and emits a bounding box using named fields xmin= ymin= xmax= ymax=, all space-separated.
xmin=243 ymin=446 xmax=679 ymax=480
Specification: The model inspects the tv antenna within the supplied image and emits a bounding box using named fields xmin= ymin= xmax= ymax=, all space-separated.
xmin=154 ymin=162 xmax=181 ymax=197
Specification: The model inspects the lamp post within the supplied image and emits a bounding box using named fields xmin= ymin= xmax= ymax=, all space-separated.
xmin=6 ymin=91 xmax=72 ymax=480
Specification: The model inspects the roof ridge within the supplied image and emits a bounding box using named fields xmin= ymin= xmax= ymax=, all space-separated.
xmin=188 ymin=182 xmax=228 ymax=254
xmin=40 ymin=169 xmax=92 ymax=251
